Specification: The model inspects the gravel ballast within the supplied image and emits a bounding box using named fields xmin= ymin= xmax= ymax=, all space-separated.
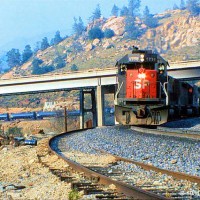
xmin=63 ymin=126 xmax=200 ymax=177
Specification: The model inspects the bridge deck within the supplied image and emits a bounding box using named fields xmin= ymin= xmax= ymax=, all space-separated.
xmin=0 ymin=60 xmax=199 ymax=95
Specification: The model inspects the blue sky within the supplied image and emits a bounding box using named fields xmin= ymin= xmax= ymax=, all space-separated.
xmin=0 ymin=0 xmax=181 ymax=52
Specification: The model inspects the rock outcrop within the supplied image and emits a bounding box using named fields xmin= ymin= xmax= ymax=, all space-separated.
xmin=102 ymin=16 xmax=125 ymax=36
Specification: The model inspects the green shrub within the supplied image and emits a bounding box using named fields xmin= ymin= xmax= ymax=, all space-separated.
xmin=68 ymin=188 xmax=81 ymax=200
xmin=32 ymin=64 xmax=55 ymax=75
xmin=6 ymin=127 xmax=23 ymax=137
xmin=71 ymin=64 xmax=79 ymax=71
xmin=106 ymin=44 xmax=115 ymax=49
xmin=104 ymin=29 xmax=115 ymax=38
xmin=88 ymin=27 xmax=104 ymax=40
xmin=54 ymin=56 xmax=66 ymax=69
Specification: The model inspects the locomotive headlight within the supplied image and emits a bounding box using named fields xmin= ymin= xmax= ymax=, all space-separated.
xmin=140 ymin=58 xmax=144 ymax=62
xmin=140 ymin=54 xmax=145 ymax=62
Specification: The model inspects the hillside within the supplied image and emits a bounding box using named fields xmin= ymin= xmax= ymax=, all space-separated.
xmin=1 ymin=9 xmax=200 ymax=80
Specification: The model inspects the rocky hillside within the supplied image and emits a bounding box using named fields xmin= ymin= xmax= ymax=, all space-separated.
xmin=1 ymin=9 xmax=200 ymax=79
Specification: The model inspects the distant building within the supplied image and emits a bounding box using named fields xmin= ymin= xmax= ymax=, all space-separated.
xmin=43 ymin=97 xmax=79 ymax=111
xmin=43 ymin=102 xmax=57 ymax=111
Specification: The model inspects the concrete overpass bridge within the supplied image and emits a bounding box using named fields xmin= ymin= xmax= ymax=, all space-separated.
xmin=0 ymin=60 xmax=199 ymax=127
xmin=0 ymin=68 xmax=118 ymax=127
xmin=0 ymin=68 xmax=117 ymax=95
xmin=0 ymin=60 xmax=199 ymax=95
xmin=167 ymin=60 xmax=200 ymax=81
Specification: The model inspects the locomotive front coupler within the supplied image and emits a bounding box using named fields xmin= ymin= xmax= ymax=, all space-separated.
xmin=132 ymin=105 xmax=150 ymax=119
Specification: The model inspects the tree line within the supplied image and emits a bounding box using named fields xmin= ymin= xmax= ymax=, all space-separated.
xmin=173 ymin=0 xmax=200 ymax=16
xmin=5 ymin=31 xmax=64 ymax=70
xmin=72 ymin=0 xmax=199 ymax=41
xmin=73 ymin=0 xmax=158 ymax=41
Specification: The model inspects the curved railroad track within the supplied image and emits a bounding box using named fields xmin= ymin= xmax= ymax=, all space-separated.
xmin=131 ymin=126 xmax=200 ymax=140
xmin=48 ymin=127 xmax=200 ymax=200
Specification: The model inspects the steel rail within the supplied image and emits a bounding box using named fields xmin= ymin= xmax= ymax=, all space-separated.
xmin=131 ymin=126 xmax=200 ymax=140
xmin=96 ymin=149 xmax=200 ymax=184
xmin=48 ymin=129 xmax=169 ymax=200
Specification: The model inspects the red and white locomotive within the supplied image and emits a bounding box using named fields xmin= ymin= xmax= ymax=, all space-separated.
xmin=115 ymin=47 xmax=200 ymax=125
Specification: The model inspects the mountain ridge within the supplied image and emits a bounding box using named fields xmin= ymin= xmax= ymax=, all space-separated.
xmin=1 ymin=9 xmax=199 ymax=79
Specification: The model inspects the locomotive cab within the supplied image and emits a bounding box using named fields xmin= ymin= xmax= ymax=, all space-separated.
xmin=115 ymin=47 xmax=169 ymax=125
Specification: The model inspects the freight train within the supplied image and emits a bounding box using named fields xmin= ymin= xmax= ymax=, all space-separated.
xmin=0 ymin=110 xmax=80 ymax=121
xmin=115 ymin=47 xmax=200 ymax=125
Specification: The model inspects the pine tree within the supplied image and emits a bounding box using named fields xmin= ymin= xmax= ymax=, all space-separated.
xmin=173 ymin=4 xmax=179 ymax=10
xmin=73 ymin=17 xmax=78 ymax=34
xmin=22 ymin=45 xmax=33 ymax=63
xmin=120 ymin=6 xmax=129 ymax=16
xmin=53 ymin=31 xmax=62 ymax=45
xmin=125 ymin=16 xmax=141 ymax=39
xmin=180 ymin=0 xmax=186 ymax=10
xmin=41 ymin=37 xmax=49 ymax=51
xmin=78 ymin=17 xmax=85 ymax=34
xmin=54 ymin=56 xmax=66 ymax=69
xmin=111 ymin=4 xmax=119 ymax=16
xmin=32 ymin=58 xmax=54 ymax=75
xmin=32 ymin=58 xmax=43 ymax=74
xmin=73 ymin=17 xmax=85 ymax=36
xmin=6 ymin=48 xmax=21 ymax=68
xmin=124 ymin=0 xmax=142 ymax=39
xmin=128 ymin=0 xmax=141 ymax=17
xmin=143 ymin=6 xmax=158 ymax=28
xmin=34 ymin=41 xmax=41 ymax=53
xmin=89 ymin=4 xmax=101 ymax=22
xmin=186 ymin=0 xmax=200 ymax=16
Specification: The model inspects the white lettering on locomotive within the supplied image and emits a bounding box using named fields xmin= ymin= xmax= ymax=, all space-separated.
xmin=134 ymin=79 xmax=149 ymax=89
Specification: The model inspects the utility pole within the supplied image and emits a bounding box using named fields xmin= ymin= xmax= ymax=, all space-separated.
xmin=64 ymin=106 xmax=67 ymax=132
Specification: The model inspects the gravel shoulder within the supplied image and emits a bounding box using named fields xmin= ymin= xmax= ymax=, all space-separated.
xmin=161 ymin=117 xmax=200 ymax=132
xmin=64 ymin=125 xmax=200 ymax=177
xmin=0 ymin=117 xmax=199 ymax=199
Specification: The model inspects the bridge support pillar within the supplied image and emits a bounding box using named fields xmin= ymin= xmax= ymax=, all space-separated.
xmin=79 ymin=89 xmax=97 ymax=129
xmin=97 ymin=85 xmax=104 ymax=127
xmin=80 ymin=90 xmax=84 ymax=129
xmin=97 ymin=85 xmax=116 ymax=126
xmin=80 ymin=84 xmax=115 ymax=128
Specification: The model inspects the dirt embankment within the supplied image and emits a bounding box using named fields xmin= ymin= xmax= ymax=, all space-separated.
xmin=1 ymin=118 xmax=79 ymax=137
xmin=0 ymin=138 xmax=71 ymax=199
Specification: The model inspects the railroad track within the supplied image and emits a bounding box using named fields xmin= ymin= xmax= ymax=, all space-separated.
xmin=48 ymin=128 xmax=200 ymax=200
xmin=131 ymin=126 xmax=200 ymax=140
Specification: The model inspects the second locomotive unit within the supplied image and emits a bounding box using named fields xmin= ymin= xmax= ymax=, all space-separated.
xmin=115 ymin=47 xmax=199 ymax=125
